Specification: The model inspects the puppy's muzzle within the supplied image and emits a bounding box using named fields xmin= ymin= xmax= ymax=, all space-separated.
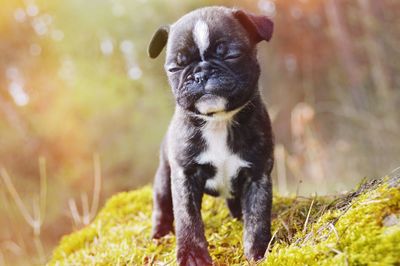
xmin=193 ymin=61 xmax=210 ymax=84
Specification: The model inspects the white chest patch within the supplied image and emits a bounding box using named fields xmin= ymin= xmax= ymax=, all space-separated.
xmin=196 ymin=120 xmax=250 ymax=198
xmin=193 ymin=20 xmax=209 ymax=59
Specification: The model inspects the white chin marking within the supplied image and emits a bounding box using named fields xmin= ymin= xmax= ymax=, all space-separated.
xmin=195 ymin=96 xmax=227 ymax=115
xmin=193 ymin=20 xmax=209 ymax=58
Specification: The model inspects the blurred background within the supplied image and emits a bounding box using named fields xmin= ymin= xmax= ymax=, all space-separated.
xmin=0 ymin=0 xmax=399 ymax=264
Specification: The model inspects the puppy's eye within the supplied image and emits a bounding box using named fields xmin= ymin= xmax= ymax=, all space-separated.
xmin=215 ymin=43 xmax=227 ymax=57
xmin=225 ymin=52 xmax=242 ymax=60
xmin=176 ymin=52 xmax=189 ymax=66
xmin=167 ymin=67 xmax=181 ymax=73
xmin=215 ymin=43 xmax=242 ymax=60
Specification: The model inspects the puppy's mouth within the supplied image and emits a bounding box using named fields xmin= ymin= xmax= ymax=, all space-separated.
xmin=194 ymin=95 xmax=227 ymax=116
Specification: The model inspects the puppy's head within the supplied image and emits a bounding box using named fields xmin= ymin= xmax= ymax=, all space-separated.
xmin=148 ymin=7 xmax=273 ymax=117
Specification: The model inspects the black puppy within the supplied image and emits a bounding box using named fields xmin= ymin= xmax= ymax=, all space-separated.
xmin=148 ymin=6 xmax=274 ymax=265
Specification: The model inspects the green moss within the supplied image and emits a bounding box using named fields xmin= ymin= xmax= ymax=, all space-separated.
xmin=49 ymin=177 xmax=400 ymax=265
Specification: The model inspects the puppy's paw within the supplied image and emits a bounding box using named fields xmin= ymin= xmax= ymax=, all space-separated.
xmin=177 ymin=244 xmax=212 ymax=266
xmin=151 ymin=223 xmax=174 ymax=239
xmin=244 ymin=245 xmax=267 ymax=262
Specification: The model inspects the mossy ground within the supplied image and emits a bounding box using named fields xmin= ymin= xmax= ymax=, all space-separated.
xmin=49 ymin=176 xmax=400 ymax=265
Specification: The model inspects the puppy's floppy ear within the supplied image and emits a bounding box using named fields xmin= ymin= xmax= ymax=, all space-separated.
xmin=148 ymin=25 xmax=169 ymax=59
xmin=233 ymin=10 xmax=273 ymax=43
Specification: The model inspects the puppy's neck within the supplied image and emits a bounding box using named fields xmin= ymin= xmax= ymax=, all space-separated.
xmin=174 ymin=91 xmax=264 ymax=129
xmin=194 ymin=102 xmax=248 ymax=122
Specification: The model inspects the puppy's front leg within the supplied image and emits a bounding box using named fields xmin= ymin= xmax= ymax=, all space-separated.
xmin=242 ymin=176 xmax=272 ymax=261
xmin=171 ymin=168 xmax=212 ymax=266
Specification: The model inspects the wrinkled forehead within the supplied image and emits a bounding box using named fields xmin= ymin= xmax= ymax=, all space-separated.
xmin=166 ymin=8 xmax=249 ymax=55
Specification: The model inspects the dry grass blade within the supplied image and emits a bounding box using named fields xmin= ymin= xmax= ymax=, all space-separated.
xmin=81 ymin=193 xmax=90 ymax=225
xmin=39 ymin=157 xmax=47 ymax=225
xmin=0 ymin=168 xmax=35 ymax=227
xmin=0 ymin=183 xmax=29 ymax=257
xmin=303 ymin=198 xmax=314 ymax=233
xmin=0 ymin=161 xmax=47 ymax=264
xmin=1 ymin=241 xmax=23 ymax=256
xmin=33 ymin=236 xmax=45 ymax=264
xmin=329 ymin=223 xmax=339 ymax=241
xmin=266 ymin=230 xmax=278 ymax=254
xmin=0 ymin=158 xmax=48 ymax=236
xmin=67 ymin=154 xmax=103 ymax=227
xmin=32 ymin=196 xmax=41 ymax=235
xmin=90 ymin=154 xmax=102 ymax=220
xmin=68 ymin=199 xmax=82 ymax=227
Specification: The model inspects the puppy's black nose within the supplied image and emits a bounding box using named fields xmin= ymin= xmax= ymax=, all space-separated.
xmin=194 ymin=72 xmax=207 ymax=83
xmin=193 ymin=62 xmax=210 ymax=84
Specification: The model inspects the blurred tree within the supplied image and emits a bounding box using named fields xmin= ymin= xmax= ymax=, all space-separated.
xmin=0 ymin=0 xmax=399 ymax=265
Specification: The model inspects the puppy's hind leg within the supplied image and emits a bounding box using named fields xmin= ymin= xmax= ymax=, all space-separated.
xmin=151 ymin=146 xmax=174 ymax=239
